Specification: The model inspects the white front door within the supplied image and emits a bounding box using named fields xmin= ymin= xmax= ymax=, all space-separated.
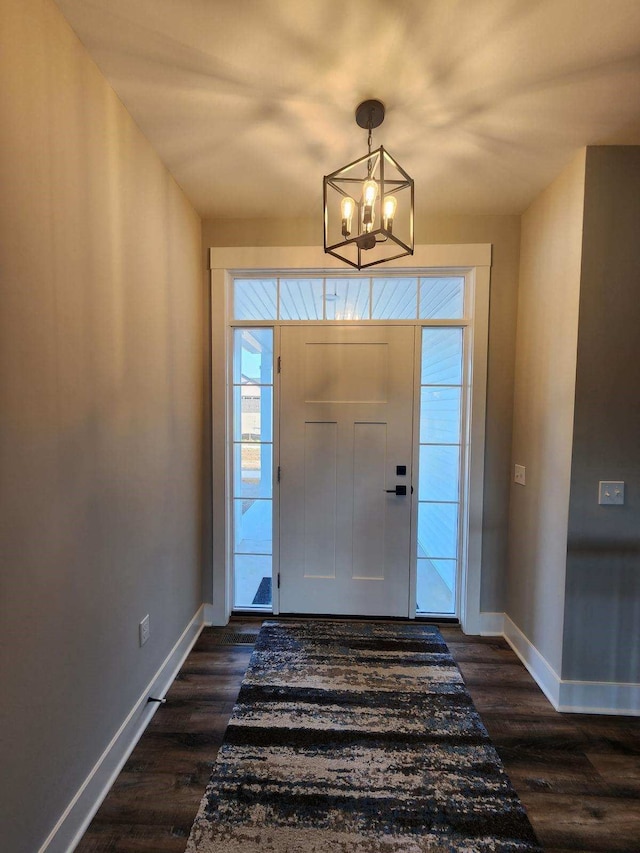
xmin=279 ymin=325 xmax=416 ymax=617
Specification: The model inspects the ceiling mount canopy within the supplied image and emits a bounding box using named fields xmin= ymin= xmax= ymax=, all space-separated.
xmin=355 ymin=98 xmax=386 ymax=130
xmin=323 ymin=100 xmax=414 ymax=270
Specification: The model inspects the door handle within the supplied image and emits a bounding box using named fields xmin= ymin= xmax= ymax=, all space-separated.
xmin=385 ymin=485 xmax=407 ymax=496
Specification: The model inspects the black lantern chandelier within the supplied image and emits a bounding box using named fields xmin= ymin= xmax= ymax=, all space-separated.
xmin=323 ymin=100 xmax=414 ymax=270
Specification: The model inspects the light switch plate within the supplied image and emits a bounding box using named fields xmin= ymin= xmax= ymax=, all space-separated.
xmin=514 ymin=464 xmax=526 ymax=486
xmin=598 ymin=481 xmax=624 ymax=505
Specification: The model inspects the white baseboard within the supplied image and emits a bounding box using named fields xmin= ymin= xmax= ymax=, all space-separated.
xmin=478 ymin=611 xmax=505 ymax=636
xmin=500 ymin=613 xmax=640 ymax=716
xmin=503 ymin=615 xmax=562 ymax=708
xmin=41 ymin=605 xmax=206 ymax=853
xmin=557 ymin=679 xmax=640 ymax=716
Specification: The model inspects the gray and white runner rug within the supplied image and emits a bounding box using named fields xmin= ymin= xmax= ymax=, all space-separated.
xmin=186 ymin=619 xmax=541 ymax=852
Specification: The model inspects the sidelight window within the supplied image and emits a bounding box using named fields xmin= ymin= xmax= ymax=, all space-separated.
xmin=231 ymin=328 xmax=274 ymax=609
xmin=416 ymin=328 xmax=463 ymax=615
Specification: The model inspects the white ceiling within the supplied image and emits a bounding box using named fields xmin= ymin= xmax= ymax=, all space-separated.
xmin=55 ymin=0 xmax=640 ymax=220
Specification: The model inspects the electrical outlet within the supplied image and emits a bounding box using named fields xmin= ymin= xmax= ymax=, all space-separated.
xmin=514 ymin=464 xmax=526 ymax=486
xmin=139 ymin=614 xmax=150 ymax=646
xmin=598 ymin=481 xmax=624 ymax=505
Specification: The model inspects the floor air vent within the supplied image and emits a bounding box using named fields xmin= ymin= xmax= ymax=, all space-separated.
xmin=212 ymin=632 xmax=259 ymax=645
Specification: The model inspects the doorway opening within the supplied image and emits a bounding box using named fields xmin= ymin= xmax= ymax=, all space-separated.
xmin=229 ymin=274 xmax=471 ymax=619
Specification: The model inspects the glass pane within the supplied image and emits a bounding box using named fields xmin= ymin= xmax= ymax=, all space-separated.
xmin=233 ymin=385 xmax=273 ymax=442
xmin=417 ymin=502 xmax=458 ymax=559
xmin=233 ymin=554 xmax=272 ymax=608
xmin=233 ymin=279 xmax=277 ymax=320
xmin=233 ymin=443 xmax=272 ymax=499
xmin=280 ymin=279 xmax=323 ymax=320
xmin=421 ymin=328 xmax=463 ymax=385
xmin=371 ymin=278 xmax=417 ymax=319
xmin=419 ymin=445 xmax=459 ymax=502
xmin=233 ymin=328 xmax=273 ymax=385
xmin=420 ymin=387 xmax=461 ymax=443
xmin=420 ymin=277 xmax=464 ymax=319
xmin=234 ymin=498 xmax=272 ymax=554
xmin=416 ymin=559 xmax=456 ymax=614
xmin=325 ymin=278 xmax=370 ymax=320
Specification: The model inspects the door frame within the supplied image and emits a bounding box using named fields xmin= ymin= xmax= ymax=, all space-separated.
xmin=208 ymin=245 xmax=491 ymax=633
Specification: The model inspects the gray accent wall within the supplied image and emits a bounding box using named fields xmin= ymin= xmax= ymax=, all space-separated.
xmin=0 ymin=1 xmax=204 ymax=851
xmin=563 ymin=147 xmax=640 ymax=683
xmin=507 ymin=145 xmax=640 ymax=689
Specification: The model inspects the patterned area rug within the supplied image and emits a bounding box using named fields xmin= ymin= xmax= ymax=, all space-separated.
xmin=186 ymin=620 xmax=542 ymax=852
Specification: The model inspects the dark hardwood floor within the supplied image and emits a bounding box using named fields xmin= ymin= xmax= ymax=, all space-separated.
xmin=75 ymin=619 xmax=640 ymax=853
xmin=441 ymin=626 xmax=640 ymax=853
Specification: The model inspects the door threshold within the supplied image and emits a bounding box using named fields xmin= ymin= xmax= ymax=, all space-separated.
xmin=231 ymin=610 xmax=460 ymax=625
xmin=232 ymin=609 xmax=272 ymax=620
xmin=245 ymin=612 xmax=459 ymax=625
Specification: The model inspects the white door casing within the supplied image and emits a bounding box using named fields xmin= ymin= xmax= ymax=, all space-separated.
xmin=207 ymin=245 xmax=490 ymax=632
xmin=279 ymin=325 xmax=415 ymax=617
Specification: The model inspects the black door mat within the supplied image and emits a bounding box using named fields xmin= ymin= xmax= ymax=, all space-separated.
xmin=251 ymin=576 xmax=272 ymax=606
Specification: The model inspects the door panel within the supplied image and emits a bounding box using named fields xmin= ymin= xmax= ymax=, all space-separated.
xmin=303 ymin=421 xmax=337 ymax=578
xmin=303 ymin=341 xmax=389 ymax=401
xmin=352 ymin=422 xmax=386 ymax=580
xmin=279 ymin=325 xmax=415 ymax=617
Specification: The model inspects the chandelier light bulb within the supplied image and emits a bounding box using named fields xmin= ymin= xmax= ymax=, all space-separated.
xmin=383 ymin=195 xmax=397 ymax=233
xmin=363 ymin=180 xmax=378 ymax=205
xmin=340 ymin=196 xmax=355 ymax=237
xmin=362 ymin=179 xmax=378 ymax=232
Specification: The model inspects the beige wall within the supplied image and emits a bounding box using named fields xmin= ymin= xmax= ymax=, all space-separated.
xmin=202 ymin=214 xmax=521 ymax=614
xmin=0 ymin=1 xmax=203 ymax=850
xmin=506 ymin=150 xmax=586 ymax=674
xmin=563 ymin=146 xmax=640 ymax=682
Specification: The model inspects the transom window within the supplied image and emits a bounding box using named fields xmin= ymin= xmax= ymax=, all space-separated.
xmin=232 ymin=276 xmax=465 ymax=321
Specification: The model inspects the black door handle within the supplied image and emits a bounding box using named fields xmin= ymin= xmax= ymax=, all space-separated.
xmin=385 ymin=485 xmax=407 ymax=496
